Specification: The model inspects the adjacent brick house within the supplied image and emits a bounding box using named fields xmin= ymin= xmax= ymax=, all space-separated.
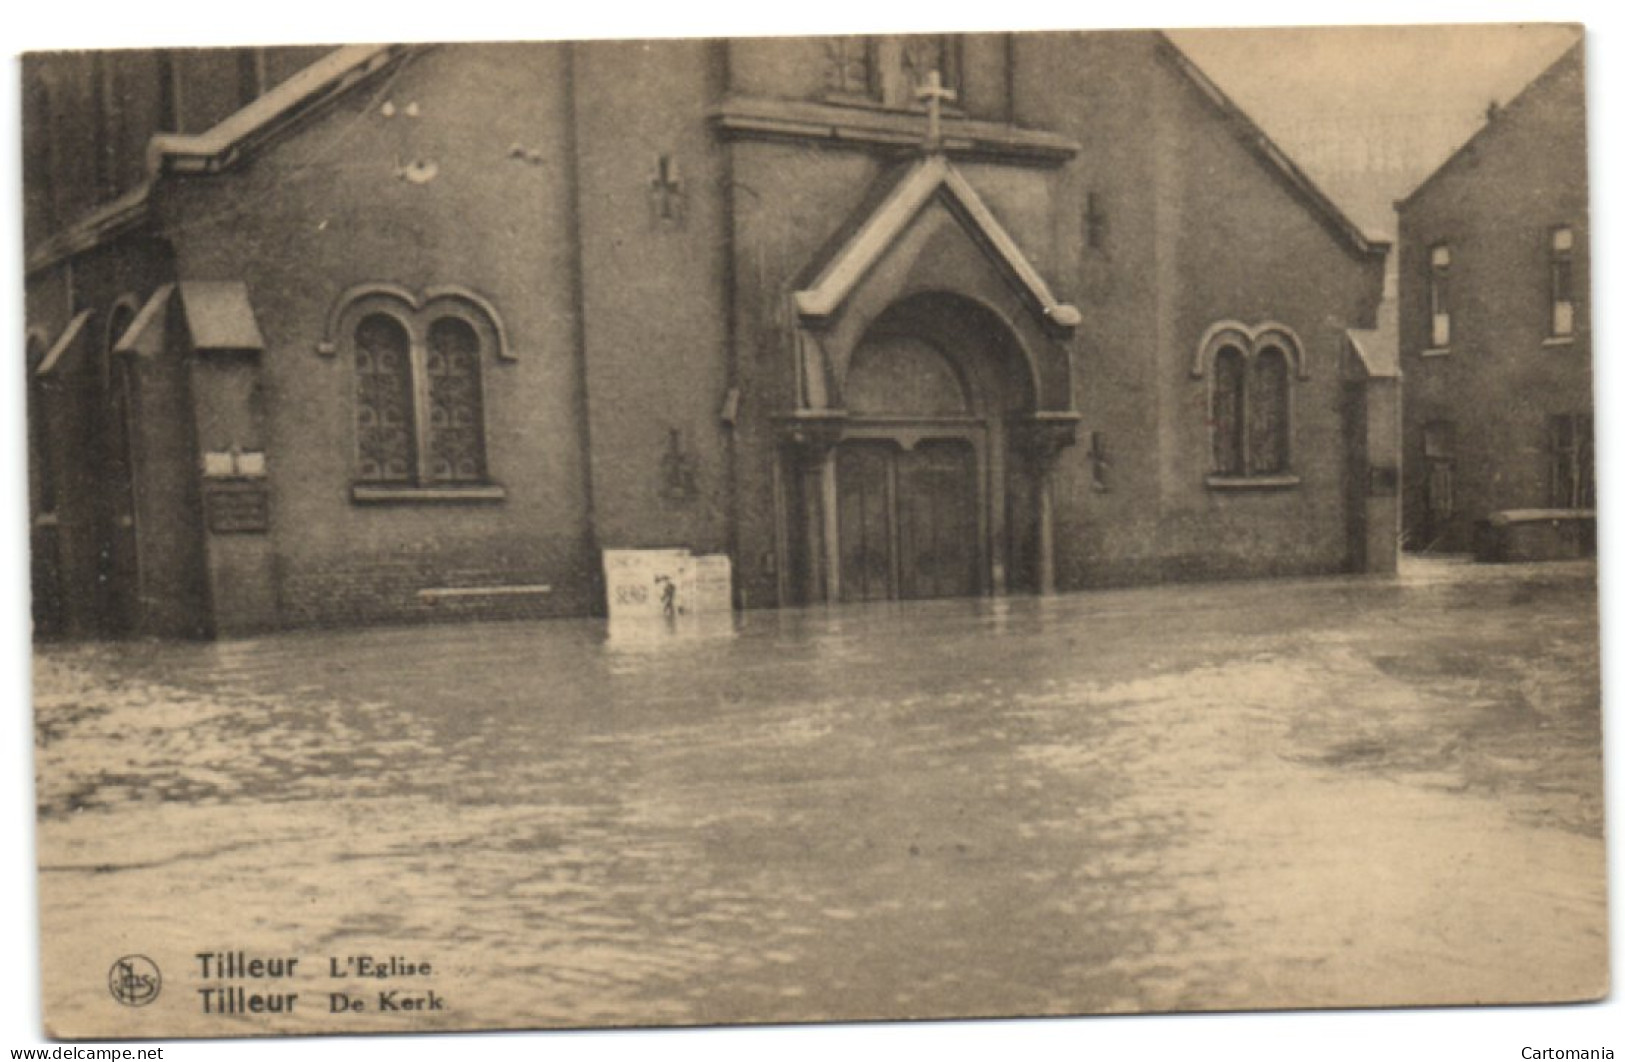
xmin=23 ymin=33 xmax=1394 ymax=637
xmin=1396 ymin=42 xmax=1591 ymax=552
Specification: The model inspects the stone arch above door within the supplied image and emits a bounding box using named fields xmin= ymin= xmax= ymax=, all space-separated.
xmin=845 ymin=334 xmax=970 ymax=417
xmin=786 ymin=155 xmax=1079 ymax=417
xmin=838 ymin=290 xmax=1038 ymax=419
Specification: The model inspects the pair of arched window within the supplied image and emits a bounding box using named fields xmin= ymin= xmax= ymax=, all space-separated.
xmin=331 ymin=287 xmax=506 ymax=487
xmin=1198 ymin=325 xmax=1301 ymax=480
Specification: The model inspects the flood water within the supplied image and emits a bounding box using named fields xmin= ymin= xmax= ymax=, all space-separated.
xmin=34 ymin=557 xmax=1607 ymax=1037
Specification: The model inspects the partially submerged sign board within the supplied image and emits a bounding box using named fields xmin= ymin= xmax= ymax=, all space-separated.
xmin=603 ymin=548 xmax=696 ymax=621
xmin=603 ymin=550 xmax=734 ymax=622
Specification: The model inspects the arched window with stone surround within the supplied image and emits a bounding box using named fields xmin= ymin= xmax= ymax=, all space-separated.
xmin=1196 ymin=323 xmax=1303 ymax=485
xmin=329 ymin=285 xmax=508 ymax=496
xmin=354 ymin=312 xmax=417 ymax=484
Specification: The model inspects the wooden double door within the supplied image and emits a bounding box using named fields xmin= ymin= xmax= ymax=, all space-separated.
xmin=836 ymin=438 xmax=979 ymax=602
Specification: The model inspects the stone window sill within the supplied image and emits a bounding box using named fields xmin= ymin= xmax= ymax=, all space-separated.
xmin=1420 ymin=347 xmax=1452 ymax=358
xmin=1206 ymin=474 xmax=1301 ymax=491
xmin=351 ymin=483 xmax=506 ymax=504
xmin=1542 ymin=335 xmax=1577 ymax=348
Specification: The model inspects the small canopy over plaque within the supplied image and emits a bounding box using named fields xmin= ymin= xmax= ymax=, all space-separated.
xmin=115 ymin=281 xmax=266 ymax=358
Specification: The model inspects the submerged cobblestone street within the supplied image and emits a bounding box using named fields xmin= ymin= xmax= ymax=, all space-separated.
xmin=34 ymin=558 xmax=1606 ymax=1037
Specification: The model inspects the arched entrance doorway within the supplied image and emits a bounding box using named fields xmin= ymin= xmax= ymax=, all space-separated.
xmin=784 ymin=292 xmax=1045 ymax=604
xmin=770 ymin=154 xmax=1082 ymax=607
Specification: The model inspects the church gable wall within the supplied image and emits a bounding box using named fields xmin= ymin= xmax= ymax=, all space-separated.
xmin=1012 ymin=31 xmax=1384 ymax=586
xmin=22 ymin=47 xmax=351 ymax=250
xmin=162 ymin=43 xmax=595 ymax=629
xmin=1149 ymin=46 xmax=1384 ymax=580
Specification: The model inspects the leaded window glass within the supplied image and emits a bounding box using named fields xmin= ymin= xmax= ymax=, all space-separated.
xmin=340 ymin=288 xmax=505 ymax=493
xmin=1212 ymin=345 xmax=1246 ymax=476
xmin=425 ymin=316 xmax=487 ymax=483
xmin=824 ymin=37 xmax=872 ymax=97
xmin=822 ymin=34 xmax=961 ymax=107
xmin=1202 ymin=326 xmax=1300 ymax=483
xmin=1250 ymin=346 xmax=1290 ymax=475
xmin=899 ymin=35 xmax=958 ymax=102
xmin=354 ymin=313 xmax=416 ymax=483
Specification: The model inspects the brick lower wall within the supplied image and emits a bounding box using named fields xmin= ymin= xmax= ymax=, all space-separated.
xmin=273 ymin=555 xmax=598 ymax=630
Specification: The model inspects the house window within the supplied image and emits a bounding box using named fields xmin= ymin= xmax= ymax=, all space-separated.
xmin=1422 ymin=420 xmax=1455 ymax=524
xmin=822 ymin=34 xmax=962 ymax=109
xmin=343 ymin=293 xmax=500 ymax=490
xmin=1427 ymin=243 xmax=1451 ymax=349
xmin=1201 ymin=326 xmax=1301 ymax=484
xmin=1547 ymin=413 xmax=1594 ymax=509
xmin=1549 ymin=226 xmax=1576 ymax=339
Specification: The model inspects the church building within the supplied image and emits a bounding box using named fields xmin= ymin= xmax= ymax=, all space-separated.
xmin=23 ymin=33 xmax=1396 ymax=637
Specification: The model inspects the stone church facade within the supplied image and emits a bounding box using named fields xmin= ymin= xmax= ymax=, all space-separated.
xmin=23 ymin=33 xmax=1396 ymax=638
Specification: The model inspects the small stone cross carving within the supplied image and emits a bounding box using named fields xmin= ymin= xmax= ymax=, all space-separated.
xmin=915 ymin=69 xmax=956 ymax=152
xmin=649 ymin=153 xmax=684 ymax=225
xmin=1085 ymin=191 xmax=1108 ymax=249
xmin=660 ymin=427 xmax=699 ymax=500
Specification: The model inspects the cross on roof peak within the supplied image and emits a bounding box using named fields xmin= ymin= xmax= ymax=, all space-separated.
xmin=914 ymin=70 xmax=956 ymax=153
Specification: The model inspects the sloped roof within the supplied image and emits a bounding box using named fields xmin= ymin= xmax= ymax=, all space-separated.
xmin=793 ymin=154 xmax=1081 ymax=334
xmin=178 ymin=282 xmax=267 ymax=350
xmin=1155 ymin=33 xmax=1388 ymax=261
xmin=148 ymin=45 xmax=410 ymax=174
xmin=27 ymin=46 xmax=410 ymax=274
xmin=114 ymin=282 xmax=266 ymax=356
xmin=1345 ymin=300 xmax=1400 ymax=379
xmin=1396 ymin=39 xmax=1583 ymax=212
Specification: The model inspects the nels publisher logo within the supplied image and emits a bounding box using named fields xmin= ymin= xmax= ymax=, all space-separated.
xmin=108 ymin=955 xmax=161 ymax=1007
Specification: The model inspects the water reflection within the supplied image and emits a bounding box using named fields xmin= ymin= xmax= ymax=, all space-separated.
xmin=605 ymin=613 xmax=741 ymax=655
